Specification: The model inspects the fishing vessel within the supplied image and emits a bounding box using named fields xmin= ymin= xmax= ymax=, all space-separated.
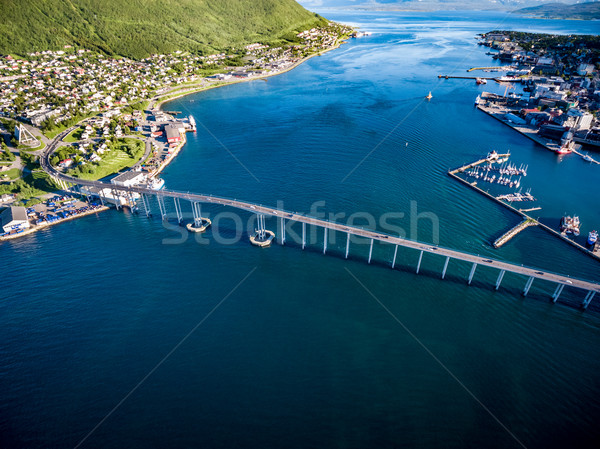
xmin=147 ymin=177 xmax=165 ymax=190
xmin=560 ymin=215 xmax=580 ymax=236
xmin=588 ymin=230 xmax=598 ymax=246
xmin=555 ymin=141 xmax=574 ymax=154
xmin=476 ymin=78 xmax=487 ymax=85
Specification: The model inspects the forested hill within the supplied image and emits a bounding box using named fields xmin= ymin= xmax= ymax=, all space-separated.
xmin=0 ymin=0 xmax=325 ymax=59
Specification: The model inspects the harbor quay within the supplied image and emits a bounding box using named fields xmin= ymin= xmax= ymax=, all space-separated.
xmin=448 ymin=152 xmax=600 ymax=262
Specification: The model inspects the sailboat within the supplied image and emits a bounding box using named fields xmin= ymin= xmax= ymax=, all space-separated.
xmin=426 ymin=91 xmax=433 ymax=100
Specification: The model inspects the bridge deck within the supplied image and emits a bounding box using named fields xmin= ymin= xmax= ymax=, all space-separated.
xmin=54 ymin=174 xmax=600 ymax=294
xmin=40 ymin=126 xmax=600 ymax=303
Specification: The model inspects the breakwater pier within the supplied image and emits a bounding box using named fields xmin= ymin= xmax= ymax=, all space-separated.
xmin=493 ymin=218 xmax=538 ymax=248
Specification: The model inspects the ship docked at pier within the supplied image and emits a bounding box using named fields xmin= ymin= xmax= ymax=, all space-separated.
xmin=560 ymin=215 xmax=581 ymax=236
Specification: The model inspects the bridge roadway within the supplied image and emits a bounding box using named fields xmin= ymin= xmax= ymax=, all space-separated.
xmin=40 ymin=130 xmax=600 ymax=299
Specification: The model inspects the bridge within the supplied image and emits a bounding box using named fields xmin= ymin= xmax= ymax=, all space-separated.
xmin=40 ymin=128 xmax=600 ymax=309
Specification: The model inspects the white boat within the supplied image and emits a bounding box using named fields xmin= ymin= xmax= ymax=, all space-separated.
xmin=148 ymin=178 xmax=165 ymax=190
xmin=426 ymin=91 xmax=433 ymax=100
xmin=588 ymin=230 xmax=598 ymax=246
xmin=475 ymin=95 xmax=481 ymax=105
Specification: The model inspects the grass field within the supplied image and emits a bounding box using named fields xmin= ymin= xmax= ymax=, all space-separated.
xmin=64 ymin=128 xmax=84 ymax=143
xmin=69 ymin=138 xmax=144 ymax=181
xmin=0 ymin=168 xmax=21 ymax=181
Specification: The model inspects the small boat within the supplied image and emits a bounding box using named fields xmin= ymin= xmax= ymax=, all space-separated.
xmin=588 ymin=230 xmax=598 ymax=246
xmin=426 ymin=91 xmax=433 ymax=100
xmin=148 ymin=178 xmax=165 ymax=190
xmin=475 ymin=95 xmax=481 ymax=105
xmin=583 ymin=153 xmax=594 ymax=163
xmin=476 ymin=78 xmax=487 ymax=85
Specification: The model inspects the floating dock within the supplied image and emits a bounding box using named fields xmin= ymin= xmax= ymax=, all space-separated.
xmin=493 ymin=218 xmax=538 ymax=248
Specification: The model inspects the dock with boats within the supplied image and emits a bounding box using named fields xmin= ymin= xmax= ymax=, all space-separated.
xmin=449 ymin=153 xmax=600 ymax=263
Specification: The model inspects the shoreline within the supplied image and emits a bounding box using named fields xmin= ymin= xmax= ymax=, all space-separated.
xmin=155 ymin=41 xmax=346 ymax=110
xmin=0 ymin=205 xmax=110 ymax=242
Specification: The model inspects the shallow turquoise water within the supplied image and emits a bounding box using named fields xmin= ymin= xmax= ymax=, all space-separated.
xmin=2 ymin=11 xmax=600 ymax=449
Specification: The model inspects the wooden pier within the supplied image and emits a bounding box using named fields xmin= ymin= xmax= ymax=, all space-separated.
xmin=493 ymin=218 xmax=538 ymax=248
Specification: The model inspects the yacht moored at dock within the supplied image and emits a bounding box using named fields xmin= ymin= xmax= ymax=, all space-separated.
xmin=588 ymin=230 xmax=598 ymax=246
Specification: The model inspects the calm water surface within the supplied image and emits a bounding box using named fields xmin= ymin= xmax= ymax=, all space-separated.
xmin=2 ymin=11 xmax=600 ymax=449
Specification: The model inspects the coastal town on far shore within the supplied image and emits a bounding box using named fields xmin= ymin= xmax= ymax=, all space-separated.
xmin=0 ymin=22 xmax=353 ymax=239
xmin=472 ymin=31 xmax=599 ymax=156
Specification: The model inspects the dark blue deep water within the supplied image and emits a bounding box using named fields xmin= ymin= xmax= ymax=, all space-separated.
xmin=2 ymin=11 xmax=600 ymax=449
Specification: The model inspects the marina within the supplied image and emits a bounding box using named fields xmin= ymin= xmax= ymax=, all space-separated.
xmin=448 ymin=154 xmax=600 ymax=262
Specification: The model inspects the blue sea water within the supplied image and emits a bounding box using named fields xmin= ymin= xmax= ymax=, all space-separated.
xmin=2 ymin=11 xmax=600 ymax=449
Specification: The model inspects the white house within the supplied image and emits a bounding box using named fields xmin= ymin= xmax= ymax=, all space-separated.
xmin=1 ymin=206 xmax=30 ymax=233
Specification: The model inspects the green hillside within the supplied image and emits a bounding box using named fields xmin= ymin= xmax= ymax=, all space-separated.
xmin=0 ymin=0 xmax=325 ymax=59
xmin=513 ymin=2 xmax=600 ymax=20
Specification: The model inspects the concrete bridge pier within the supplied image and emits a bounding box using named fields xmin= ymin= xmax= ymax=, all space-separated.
xmin=140 ymin=193 xmax=150 ymax=217
xmin=302 ymin=222 xmax=306 ymax=250
xmin=391 ymin=245 xmax=398 ymax=269
xmin=416 ymin=250 xmax=424 ymax=274
xmin=173 ymin=197 xmax=183 ymax=224
xmin=111 ymin=189 xmax=121 ymax=210
xmin=192 ymin=202 xmax=203 ymax=226
xmin=280 ymin=217 xmax=286 ymax=245
xmin=323 ymin=227 xmax=328 ymax=254
xmin=345 ymin=233 xmax=350 ymax=259
xmin=552 ymin=283 xmax=565 ymax=303
xmin=583 ymin=291 xmax=596 ymax=309
xmin=441 ymin=256 xmax=450 ymax=279
xmin=495 ymin=270 xmax=506 ymax=290
xmin=157 ymin=194 xmax=167 ymax=221
xmin=467 ymin=263 xmax=477 ymax=285
xmin=523 ymin=276 xmax=534 ymax=296
xmin=368 ymin=239 xmax=374 ymax=264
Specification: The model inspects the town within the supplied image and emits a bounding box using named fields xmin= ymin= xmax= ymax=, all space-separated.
xmin=473 ymin=30 xmax=600 ymax=158
xmin=0 ymin=22 xmax=353 ymax=238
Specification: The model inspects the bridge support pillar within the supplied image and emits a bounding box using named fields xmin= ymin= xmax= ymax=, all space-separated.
xmin=157 ymin=194 xmax=166 ymax=221
xmin=280 ymin=218 xmax=285 ymax=245
xmin=583 ymin=291 xmax=596 ymax=309
xmin=368 ymin=239 xmax=374 ymax=264
xmin=302 ymin=222 xmax=306 ymax=250
xmin=392 ymin=245 xmax=398 ymax=269
xmin=523 ymin=276 xmax=534 ymax=296
xmin=495 ymin=270 xmax=506 ymax=290
xmin=112 ymin=189 xmax=120 ymax=210
xmin=416 ymin=250 xmax=423 ymax=274
xmin=174 ymin=197 xmax=183 ymax=223
xmin=323 ymin=227 xmax=328 ymax=254
xmin=345 ymin=232 xmax=350 ymax=259
xmin=468 ymin=263 xmax=477 ymax=285
xmin=140 ymin=193 xmax=150 ymax=217
xmin=441 ymin=256 xmax=450 ymax=279
xmin=552 ymin=283 xmax=565 ymax=303
xmin=192 ymin=202 xmax=202 ymax=226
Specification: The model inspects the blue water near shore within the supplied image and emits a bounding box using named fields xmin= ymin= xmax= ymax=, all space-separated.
xmin=2 ymin=11 xmax=600 ymax=449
